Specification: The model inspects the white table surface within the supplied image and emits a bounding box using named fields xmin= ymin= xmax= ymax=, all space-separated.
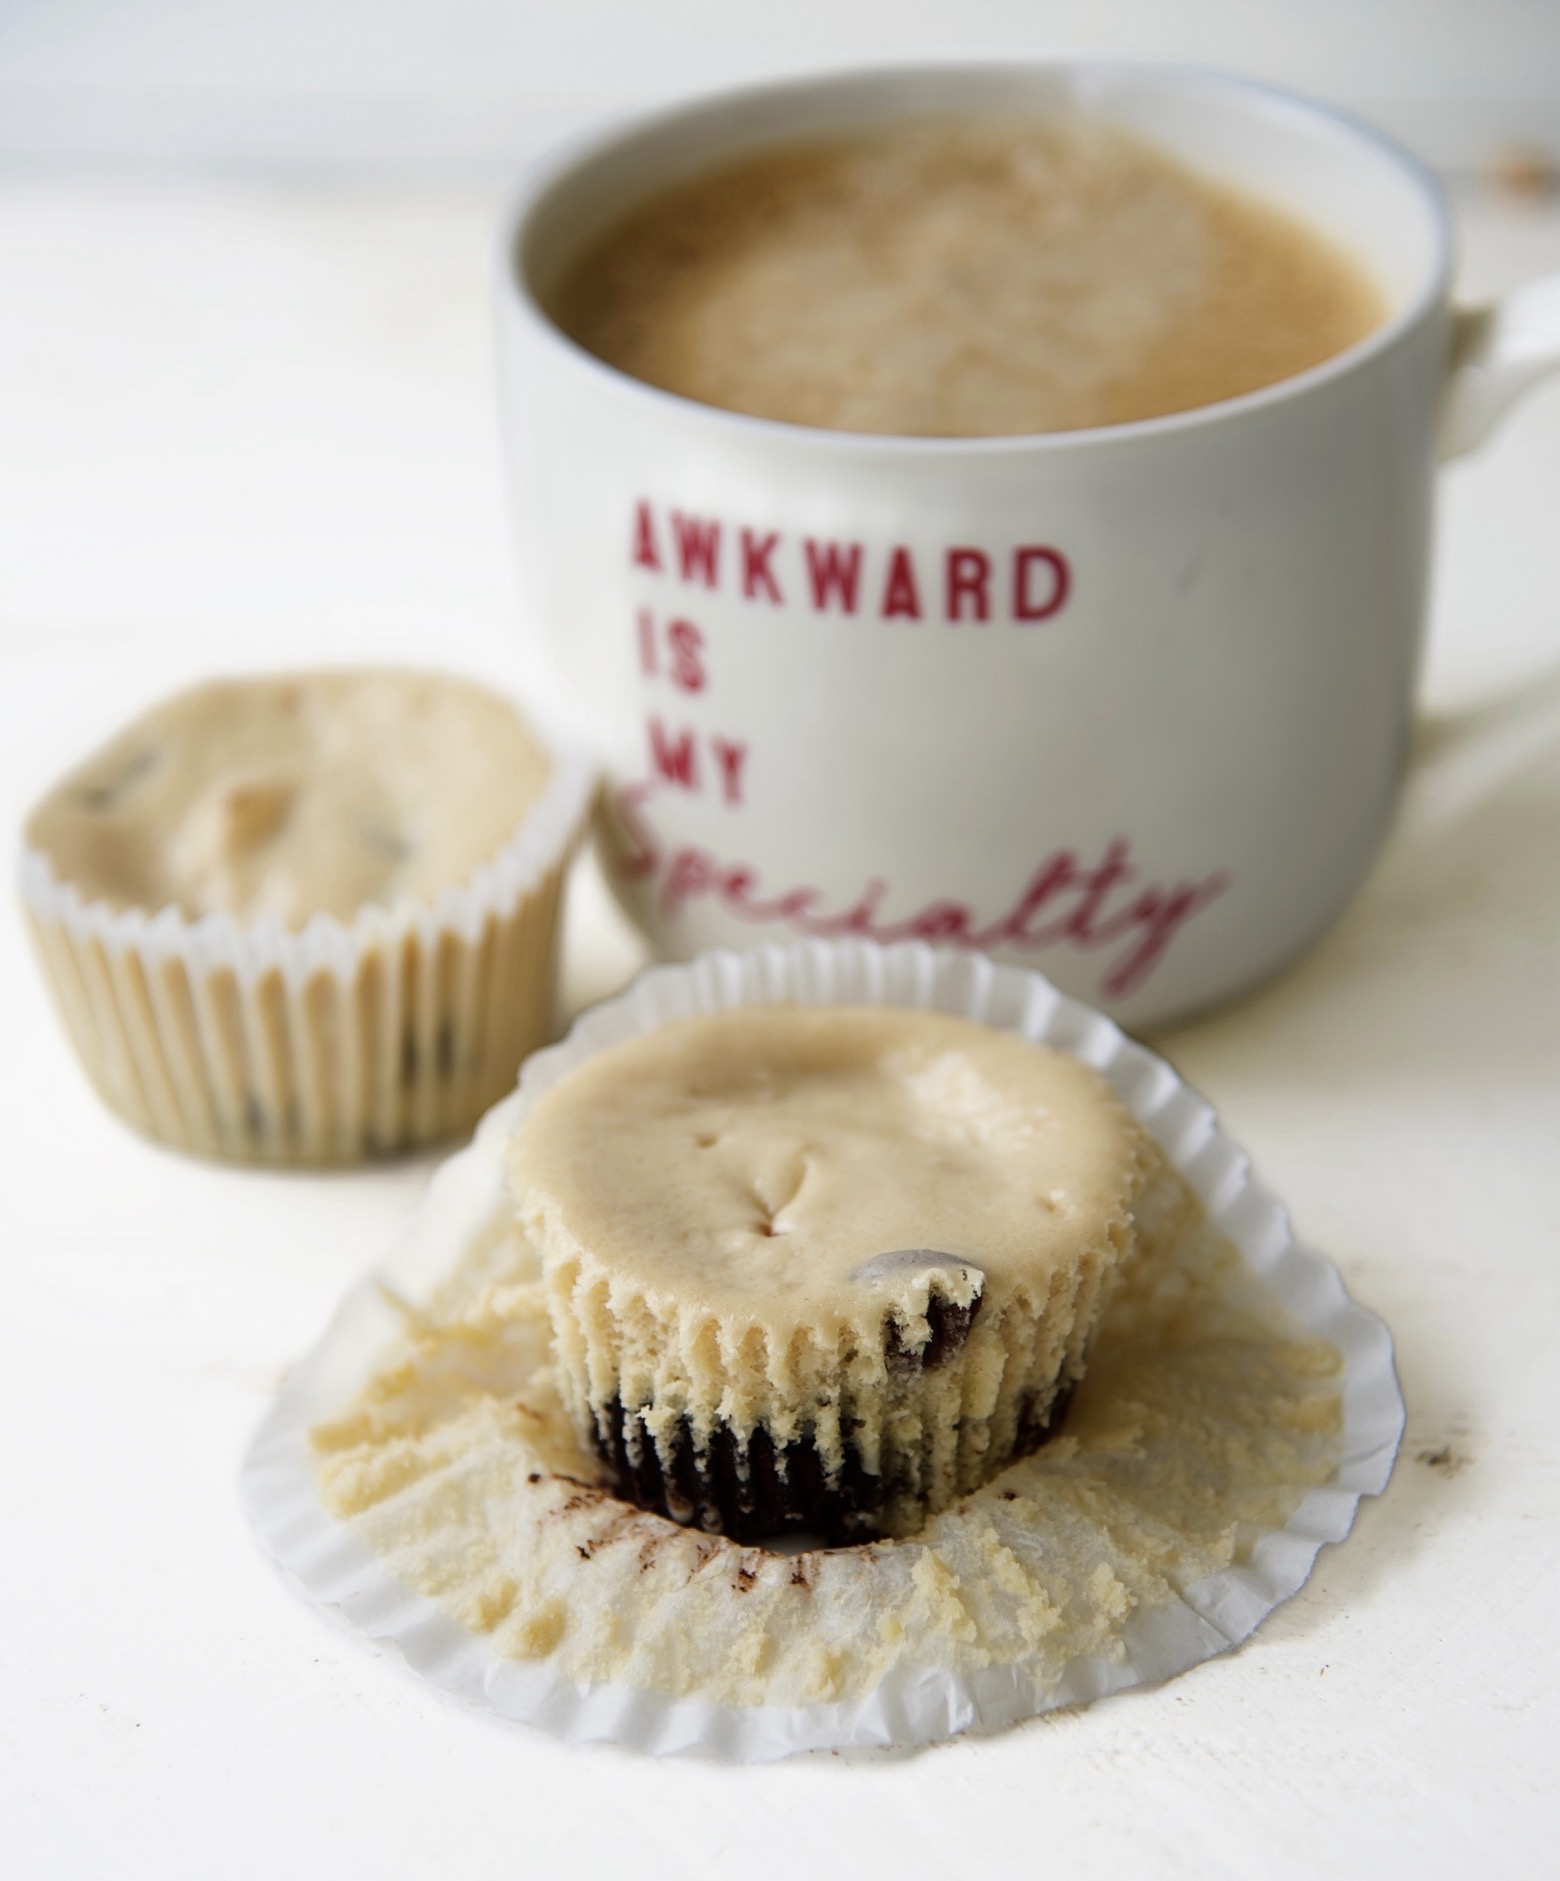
xmin=2 ymin=166 xmax=1558 ymax=1879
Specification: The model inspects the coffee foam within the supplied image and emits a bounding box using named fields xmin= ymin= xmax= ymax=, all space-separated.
xmin=553 ymin=116 xmax=1386 ymax=437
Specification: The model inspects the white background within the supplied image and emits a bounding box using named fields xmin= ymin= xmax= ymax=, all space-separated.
xmin=1 ymin=0 xmax=1558 ymax=170
xmin=2 ymin=3 xmax=1559 ymax=1876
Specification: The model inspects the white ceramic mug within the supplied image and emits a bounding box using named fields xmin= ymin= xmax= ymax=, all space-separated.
xmin=496 ymin=62 xmax=1560 ymax=1028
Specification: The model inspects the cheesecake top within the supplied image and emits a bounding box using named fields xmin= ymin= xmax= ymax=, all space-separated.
xmin=26 ymin=669 xmax=551 ymax=927
xmin=509 ymin=1004 xmax=1146 ymax=1329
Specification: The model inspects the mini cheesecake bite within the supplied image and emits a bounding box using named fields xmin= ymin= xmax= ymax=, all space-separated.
xmin=27 ymin=671 xmax=551 ymax=928
xmin=508 ymin=1004 xmax=1151 ymax=1541
xmin=20 ymin=669 xmax=589 ymax=1162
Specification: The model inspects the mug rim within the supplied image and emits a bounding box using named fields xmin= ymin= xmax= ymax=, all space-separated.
xmin=498 ymin=57 xmax=1456 ymax=456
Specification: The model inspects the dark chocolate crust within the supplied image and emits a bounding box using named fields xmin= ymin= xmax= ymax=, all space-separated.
xmin=592 ymin=1380 xmax=1075 ymax=1546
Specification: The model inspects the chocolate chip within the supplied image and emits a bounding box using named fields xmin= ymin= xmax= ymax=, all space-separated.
xmin=923 ymin=1291 xmax=980 ymax=1367
xmin=850 ymin=1248 xmax=984 ymax=1287
xmin=853 ymin=1249 xmax=985 ymax=1370
xmin=885 ymin=1291 xmax=981 ymax=1370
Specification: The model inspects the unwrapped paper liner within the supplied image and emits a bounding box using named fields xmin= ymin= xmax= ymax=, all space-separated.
xmin=241 ymin=939 xmax=1404 ymax=1757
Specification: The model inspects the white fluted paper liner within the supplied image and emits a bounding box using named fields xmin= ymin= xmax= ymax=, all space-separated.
xmin=242 ymin=939 xmax=1403 ymax=1756
xmin=19 ymin=702 xmax=595 ymax=1162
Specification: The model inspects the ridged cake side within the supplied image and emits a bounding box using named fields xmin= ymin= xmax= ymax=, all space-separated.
xmin=515 ymin=1088 xmax=1150 ymax=1539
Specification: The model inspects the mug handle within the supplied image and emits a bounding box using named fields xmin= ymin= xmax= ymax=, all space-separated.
xmin=1439 ymin=272 xmax=1560 ymax=459
xmin=1404 ymin=272 xmax=1560 ymax=833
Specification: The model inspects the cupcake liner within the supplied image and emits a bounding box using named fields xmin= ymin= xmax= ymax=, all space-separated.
xmin=18 ymin=713 xmax=595 ymax=1163
xmin=242 ymin=938 xmax=1404 ymax=1757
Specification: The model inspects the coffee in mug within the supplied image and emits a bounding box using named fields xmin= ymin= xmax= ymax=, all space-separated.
xmin=549 ymin=116 xmax=1386 ymax=438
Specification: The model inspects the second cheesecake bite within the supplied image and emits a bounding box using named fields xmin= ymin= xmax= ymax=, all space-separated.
xmin=21 ymin=668 xmax=590 ymax=1161
xmin=27 ymin=670 xmax=551 ymax=928
xmin=508 ymin=1004 xmax=1151 ymax=1541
